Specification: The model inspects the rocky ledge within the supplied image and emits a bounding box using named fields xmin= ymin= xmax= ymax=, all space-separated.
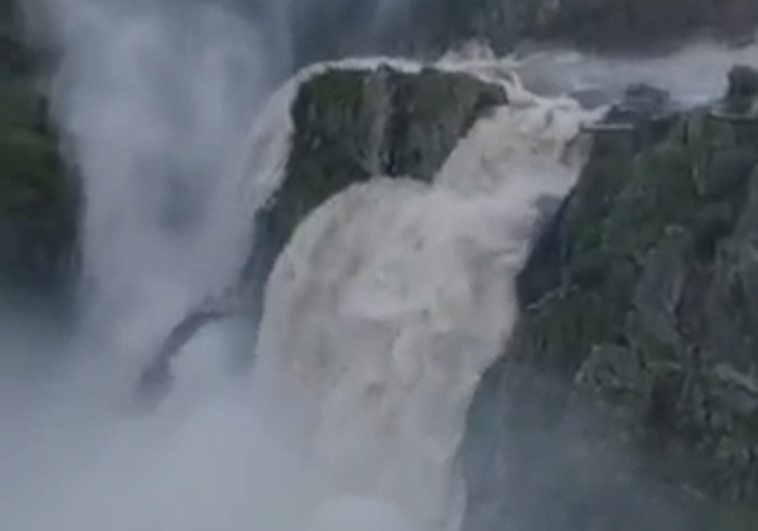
xmin=243 ymin=65 xmax=506 ymax=316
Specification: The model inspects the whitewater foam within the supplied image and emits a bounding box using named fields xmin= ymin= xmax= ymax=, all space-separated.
xmin=254 ymin=64 xmax=600 ymax=529
xmin=254 ymin=36 xmax=758 ymax=529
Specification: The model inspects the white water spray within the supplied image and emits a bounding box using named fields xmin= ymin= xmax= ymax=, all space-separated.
xmin=254 ymin=67 xmax=599 ymax=530
xmin=2 ymin=1 xmax=758 ymax=529
xmin=1 ymin=1 xmax=324 ymax=530
xmin=253 ymin=38 xmax=758 ymax=530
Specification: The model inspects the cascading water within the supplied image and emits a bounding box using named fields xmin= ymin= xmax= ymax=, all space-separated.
xmin=0 ymin=1 xmax=323 ymax=529
xmin=252 ymin=40 xmax=758 ymax=529
xmin=2 ymin=0 xmax=758 ymax=529
xmin=254 ymin=79 xmax=601 ymax=530
xmin=9 ymin=2 xmax=284 ymax=422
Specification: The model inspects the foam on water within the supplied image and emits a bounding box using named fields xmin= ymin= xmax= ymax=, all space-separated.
xmin=254 ymin=37 xmax=758 ymax=530
xmin=255 ymin=66 xmax=601 ymax=529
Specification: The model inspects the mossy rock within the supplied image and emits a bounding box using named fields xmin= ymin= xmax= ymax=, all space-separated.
xmin=603 ymin=143 xmax=700 ymax=258
xmin=0 ymin=128 xmax=66 ymax=216
xmin=231 ymin=64 xmax=507 ymax=350
xmin=0 ymin=31 xmax=78 ymax=297
xmin=250 ymin=65 xmax=506 ymax=287
xmin=462 ymin=85 xmax=758 ymax=531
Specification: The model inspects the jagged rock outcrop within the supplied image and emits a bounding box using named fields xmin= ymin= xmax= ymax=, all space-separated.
xmin=0 ymin=16 xmax=78 ymax=302
xmin=460 ymin=67 xmax=758 ymax=531
xmin=139 ymin=64 xmax=508 ymax=402
xmin=261 ymin=66 xmax=504 ymax=255
xmin=725 ymin=65 xmax=758 ymax=115
xmin=243 ymin=65 xmax=506 ymax=306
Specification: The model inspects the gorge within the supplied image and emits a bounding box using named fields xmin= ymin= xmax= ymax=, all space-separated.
xmin=1 ymin=1 xmax=758 ymax=530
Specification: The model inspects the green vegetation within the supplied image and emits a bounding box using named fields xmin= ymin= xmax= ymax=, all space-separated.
xmin=0 ymin=22 xmax=77 ymax=294
xmin=254 ymin=65 xmax=506 ymax=275
xmin=461 ymin=75 xmax=758 ymax=530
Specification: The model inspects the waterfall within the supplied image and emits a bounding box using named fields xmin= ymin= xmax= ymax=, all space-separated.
xmin=254 ymin=63 xmax=600 ymax=530
xmin=2 ymin=0 xmax=757 ymax=529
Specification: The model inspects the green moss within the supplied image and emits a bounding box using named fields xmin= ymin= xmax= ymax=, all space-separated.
xmin=526 ymin=280 xmax=632 ymax=375
xmin=0 ymin=29 xmax=78 ymax=294
xmin=602 ymin=140 xmax=701 ymax=261
xmin=299 ymin=70 xmax=365 ymax=116
xmin=0 ymin=44 xmax=65 ymax=222
xmin=483 ymin=102 xmax=758 ymax=524
xmin=0 ymin=127 xmax=66 ymax=216
xmin=564 ymin=135 xmax=636 ymax=260
xmin=695 ymin=499 xmax=758 ymax=531
xmin=255 ymin=66 xmax=505 ymax=276
xmin=384 ymin=68 xmax=504 ymax=177
xmin=258 ymin=70 xmax=372 ymax=257
xmin=524 ymin=112 xmax=757 ymax=380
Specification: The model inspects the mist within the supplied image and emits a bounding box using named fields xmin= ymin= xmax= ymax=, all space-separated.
xmin=2 ymin=0 xmax=758 ymax=530
xmin=0 ymin=0 xmax=406 ymax=530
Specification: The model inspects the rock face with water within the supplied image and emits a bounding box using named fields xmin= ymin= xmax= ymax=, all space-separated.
xmin=249 ymin=65 xmax=506 ymax=286
xmin=0 ymin=19 xmax=77 ymax=300
xmin=460 ymin=67 xmax=758 ymax=531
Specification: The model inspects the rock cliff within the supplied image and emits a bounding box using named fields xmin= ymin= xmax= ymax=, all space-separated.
xmin=0 ymin=14 xmax=78 ymax=303
xmin=459 ymin=68 xmax=758 ymax=531
xmin=243 ymin=65 xmax=506 ymax=317
xmin=4 ymin=1 xmax=758 ymax=524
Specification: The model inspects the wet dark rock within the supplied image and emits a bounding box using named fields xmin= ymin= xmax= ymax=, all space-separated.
xmin=240 ymin=65 xmax=506 ymax=334
xmin=461 ymin=70 xmax=758 ymax=531
xmin=723 ymin=65 xmax=758 ymax=117
xmin=727 ymin=65 xmax=758 ymax=102
xmin=0 ymin=16 xmax=78 ymax=303
xmin=259 ymin=65 xmax=505 ymax=256
xmin=618 ymin=84 xmax=672 ymax=119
